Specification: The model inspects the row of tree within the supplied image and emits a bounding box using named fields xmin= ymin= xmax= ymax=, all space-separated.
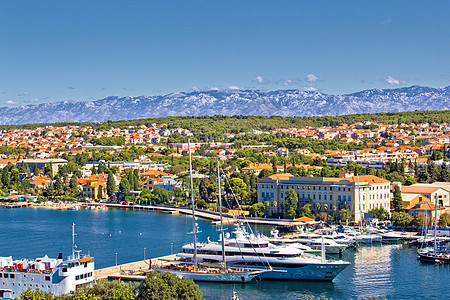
xmin=19 ymin=271 xmax=202 ymax=300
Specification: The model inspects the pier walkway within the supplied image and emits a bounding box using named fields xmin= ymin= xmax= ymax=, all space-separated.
xmin=95 ymin=203 xmax=301 ymax=226
xmin=94 ymin=254 xmax=177 ymax=281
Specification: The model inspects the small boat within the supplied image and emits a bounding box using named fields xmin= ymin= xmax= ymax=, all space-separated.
xmin=418 ymin=246 xmax=450 ymax=264
xmin=418 ymin=190 xmax=449 ymax=264
xmin=231 ymin=288 xmax=240 ymax=300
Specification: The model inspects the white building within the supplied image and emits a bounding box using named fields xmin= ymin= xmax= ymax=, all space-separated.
xmin=257 ymin=173 xmax=391 ymax=222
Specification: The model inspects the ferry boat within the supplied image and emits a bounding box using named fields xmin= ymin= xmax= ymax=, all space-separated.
xmin=0 ymin=224 xmax=94 ymax=299
xmin=177 ymin=222 xmax=350 ymax=281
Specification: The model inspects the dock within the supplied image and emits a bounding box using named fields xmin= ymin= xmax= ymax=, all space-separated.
xmin=1 ymin=201 xmax=32 ymax=209
xmin=97 ymin=203 xmax=301 ymax=226
xmin=94 ymin=254 xmax=177 ymax=281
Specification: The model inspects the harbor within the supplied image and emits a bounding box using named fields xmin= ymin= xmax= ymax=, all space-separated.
xmin=1 ymin=207 xmax=449 ymax=299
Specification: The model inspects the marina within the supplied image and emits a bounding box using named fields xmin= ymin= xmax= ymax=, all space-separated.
xmin=0 ymin=207 xmax=449 ymax=299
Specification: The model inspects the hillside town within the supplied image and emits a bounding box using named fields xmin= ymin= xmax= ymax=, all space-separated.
xmin=0 ymin=120 xmax=449 ymax=228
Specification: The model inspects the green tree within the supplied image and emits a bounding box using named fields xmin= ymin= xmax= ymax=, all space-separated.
xmin=282 ymin=189 xmax=298 ymax=219
xmin=69 ymin=174 xmax=78 ymax=191
xmin=299 ymin=204 xmax=314 ymax=218
xmin=392 ymin=212 xmax=412 ymax=227
xmin=249 ymin=202 xmax=266 ymax=217
xmin=119 ymin=177 xmax=131 ymax=196
xmin=133 ymin=169 xmax=140 ymax=190
xmin=54 ymin=174 xmax=63 ymax=193
xmin=392 ymin=185 xmax=404 ymax=212
xmin=20 ymin=288 xmax=54 ymax=300
xmin=2 ymin=166 xmax=10 ymax=188
xmin=137 ymin=271 xmax=202 ymax=300
xmin=417 ymin=167 xmax=430 ymax=183
xmin=106 ymin=171 xmax=116 ymax=198
xmin=412 ymin=212 xmax=427 ymax=228
xmin=339 ymin=208 xmax=351 ymax=222
xmin=226 ymin=177 xmax=247 ymax=205
xmin=33 ymin=163 xmax=39 ymax=176
xmin=56 ymin=279 xmax=134 ymax=300
xmin=438 ymin=212 xmax=450 ymax=228
xmin=11 ymin=168 xmax=20 ymax=185
xmin=368 ymin=207 xmax=389 ymax=221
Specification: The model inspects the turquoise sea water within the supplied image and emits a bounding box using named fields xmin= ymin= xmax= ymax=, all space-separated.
xmin=0 ymin=207 xmax=448 ymax=300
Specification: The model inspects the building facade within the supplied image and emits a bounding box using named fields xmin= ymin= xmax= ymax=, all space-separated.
xmin=257 ymin=173 xmax=391 ymax=222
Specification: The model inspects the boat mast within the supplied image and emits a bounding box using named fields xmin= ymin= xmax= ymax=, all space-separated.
xmin=217 ymin=161 xmax=226 ymax=271
xmin=357 ymin=172 xmax=363 ymax=230
xmin=188 ymin=139 xmax=198 ymax=269
xmin=72 ymin=223 xmax=75 ymax=259
xmin=433 ymin=193 xmax=438 ymax=252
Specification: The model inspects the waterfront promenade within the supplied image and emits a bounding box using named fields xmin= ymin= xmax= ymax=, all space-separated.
xmin=94 ymin=254 xmax=177 ymax=281
xmin=94 ymin=202 xmax=302 ymax=226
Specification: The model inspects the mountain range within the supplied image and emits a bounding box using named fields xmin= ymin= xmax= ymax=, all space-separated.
xmin=1 ymin=85 xmax=449 ymax=125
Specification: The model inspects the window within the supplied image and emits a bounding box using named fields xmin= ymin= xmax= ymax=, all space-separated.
xmin=4 ymin=274 xmax=8 ymax=278
xmin=45 ymin=276 xmax=50 ymax=281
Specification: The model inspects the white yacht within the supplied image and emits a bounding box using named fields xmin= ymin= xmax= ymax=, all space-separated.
xmin=263 ymin=229 xmax=319 ymax=254
xmin=177 ymin=222 xmax=350 ymax=281
xmin=290 ymin=233 xmax=348 ymax=254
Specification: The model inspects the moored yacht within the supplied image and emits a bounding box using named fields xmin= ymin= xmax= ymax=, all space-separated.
xmin=177 ymin=222 xmax=350 ymax=281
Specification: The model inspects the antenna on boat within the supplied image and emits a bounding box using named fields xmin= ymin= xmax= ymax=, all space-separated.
xmin=72 ymin=223 xmax=76 ymax=259
xmin=218 ymin=160 xmax=226 ymax=271
xmin=188 ymin=139 xmax=198 ymax=270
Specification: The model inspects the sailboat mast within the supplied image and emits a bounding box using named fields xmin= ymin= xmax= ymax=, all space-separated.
xmin=188 ymin=139 xmax=198 ymax=269
xmin=433 ymin=193 xmax=438 ymax=252
xmin=217 ymin=161 xmax=226 ymax=270
xmin=356 ymin=172 xmax=363 ymax=229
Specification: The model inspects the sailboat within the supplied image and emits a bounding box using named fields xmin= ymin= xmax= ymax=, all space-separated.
xmin=152 ymin=141 xmax=265 ymax=282
xmin=418 ymin=193 xmax=450 ymax=263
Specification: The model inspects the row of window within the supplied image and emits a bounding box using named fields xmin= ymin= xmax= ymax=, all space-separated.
xmin=76 ymin=272 xmax=93 ymax=280
xmin=260 ymin=184 xmax=389 ymax=191
xmin=0 ymin=273 xmax=15 ymax=278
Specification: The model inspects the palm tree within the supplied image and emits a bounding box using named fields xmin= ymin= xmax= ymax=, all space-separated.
xmin=316 ymin=203 xmax=321 ymax=213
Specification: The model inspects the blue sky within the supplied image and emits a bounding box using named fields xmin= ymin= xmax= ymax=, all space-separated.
xmin=1 ymin=0 xmax=449 ymax=107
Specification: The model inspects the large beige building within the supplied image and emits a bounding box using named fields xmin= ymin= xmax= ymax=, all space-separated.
xmin=257 ymin=173 xmax=391 ymax=222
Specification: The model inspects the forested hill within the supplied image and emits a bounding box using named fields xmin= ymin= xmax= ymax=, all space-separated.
xmin=0 ymin=85 xmax=449 ymax=125
xmin=1 ymin=110 xmax=450 ymax=142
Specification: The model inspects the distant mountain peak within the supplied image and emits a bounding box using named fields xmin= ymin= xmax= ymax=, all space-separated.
xmin=0 ymin=85 xmax=449 ymax=125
